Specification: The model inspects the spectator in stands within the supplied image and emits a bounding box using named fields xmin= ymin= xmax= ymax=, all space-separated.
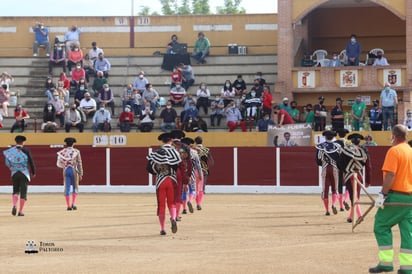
xmin=178 ymin=63 xmax=195 ymax=91
xmin=32 ymin=22 xmax=50 ymax=57
xmin=221 ymin=80 xmax=236 ymax=107
xmin=139 ymin=101 xmax=155 ymax=132
xmin=251 ymin=78 xmax=264 ymax=98
xmin=290 ymin=100 xmax=300 ymax=123
xmin=301 ymin=52 xmax=315 ymax=67
xmin=121 ymin=84 xmax=134 ymax=111
xmin=166 ymin=34 xmax=179 ymax=54
xmin=133 ymin=71 xmax=149 ymax=94
xmin=331 ymin=97 xmax=345 ymax=131
xmin=82 ymin=54 xmax=94 ymax=82
xmin=74 ymin=81 xmax=87 ymax=107
xmin=193 ymin=32 xmax=210 ymax=64
xmin=64 ymin=24 xmax=81 ymax=54
xmin=44 ymin=77 xmax=55 ymax=102
xmin=79 ymin=92 xmax=96 ymax=118
xmin=328 ymin=53 xmax=342 ymax=67
xmin=118 ymin=105 xmax=134 ymax=132
xmin=57 ymin=87 xmax=69 ymax=106
xmin=94 ymin=52 xmax=111 ymax=78
xmin=345 ymin=34 xmax=361 ymax=66
xmin=233 ymin=75 xmax=247 ymax=97
xmin=142 ymin=83 xmax=159 ymax=114
xmin=224 ymin=101 xmax=246 ymax=132
xmin=188 ymin=116 xmax=208 ymax=132
xmin=302 ymin=103 xmax=315 ymax=128
xmin=403 ymin=109 xmax=412 ymax=130
xmin=160 ymin=100 xmax=178 ymax=132
xmin=369 ymin=99 xmax=382 ymax=131
xmin=279 ymin=97 xmax=292 ymax=114
xmin=170 ymin=81 xmax=186 ymax=106
xmin=314 ymin=96 xmax=327 ymax=131
xmin=59 ymin=72 xmax=71 ymax=90
xmin=242 ymin=90 xmax=261 ymax=122
xmin=180 ymin=94 xmax=196 ymax=126
xmin=0 ymin=84 xmax=10 ymax=117
xmin=97 ymin=84 xmax=115 ymax=115
xmin=48 ymin=43 xmax=66 ymax=75
xmin=41 ymin=103 xmax=58 ymax=132
xmin=10 ymin=104 xmax=30 ymax=133
xmin=372 ymin=50 xmax=389 ymax=66
xmin=210 ymin=96 xmax=224 ymax=127
xmin=196 ymin=82 xmax=210 ymax=115
xmin=261 ymin=87 xmax=273 ymax=116
xmin=132 ymin=88 xmax=142 ymax=116
xmin=92 ymin=103 xmax=111 ymax=132
xmin=0 ymin=72 xmax=14 ymax=91
xmin=70 ymin=62 xmax=86 ymax=88
xmin=92 ymin=71 xmax=108 ymax=98
xmin=0 ymin=113 xmax=3 ymax=128
xmin=65 ymin=103 xmax=83 ymax=133
xmin=89 ymin=41 xmax=103 ymax=61
xmin=278 ymin=132 xmax=298 ymax=147
xmin=273 ymin=104 xmax=294 ymax=126
xmin=380 ymin=82 xmax=399 ymax=130
xmin=351 ymin=95 xmax=366 ymax=131
xmin=362 ymin=134 xmax=377 ymax=148
xmin=49 ymin=91 xmax=65 ymax=127
xmin=255 ymin=72 xmax=266 ymax=87
xmin=170 ymin=66 xmax=182 ymax=88
xmin=67 ymin=46 xmax=83 ymax=75
xmin=183 ymin=100 xmax=199 ymax=125
xmin=256 ymin=112 xmax=275 ymax=132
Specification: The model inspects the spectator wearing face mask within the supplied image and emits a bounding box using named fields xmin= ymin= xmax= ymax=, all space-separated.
xmin=89 ymin=41 xmax=104 ymax=62
xmin=65 ymin=103 xmax=83 ymax=133
xmin=314 ymin=96 xmax=327 ymax=131
xmin=255 ymin=72 xmax=266 ymax=87
xmin=177 ymin=63 xmax=195 ymax=91
xmin=142 ymin=83 xmax=159 ymax=114
xmin=379 ymin=82 xmax=398 ymax=130
xmin=196 ymin=82 xmax=210 ymax=115
xmin=79 ymin=92 xmax=96 ymax=118
xmin=119 ymin=104 xmax=134 ymax=132
xmin=331 ymin=97 xmax=345 ymax=131
xmin=170 ymin=81 xmax=186 ymax=106
xmin=67 ymin=46 xmax=83 ymax=75
xmin=256 ymin=112 xmax=275 ymax=132
xmin=289 ymin=101 xmax=300 ymax=123
xmin=273 ymin=104 xmax=294 ymax=127
xmin=328 ymin=53 xmax=342 ymax=67
xmin=49 ymin=91 xmax=65 ymax=128
xmin=97 ymin=84 xmax=115 ymax=115
xmin=70 ymin=62 xmax=86 ymax=87
xmin=160 ymin=100 xmax=178 ymax=132
xmin=279 ymin=97 xmax=292 ymax=114
xmin=403 ymin=110 xmax=412 ymax=130
xmin=133 ymin=71 xmax=149 ymax=93
xmin=92 ymin=71 xmax=108 ymax=97
xmin=302 ymin=104 xmax=315 ymax=128
xmin=42 ymin=103 xmax=58 ymax=132
xmin=49 ymin=43 xmax=66 ymax=74
xmin=351 ymin=95 xmax=366 ymax=131
xmin=64 ymin=25 xmax=81 ymax=54
xmin=369 ymin=99 xmax=382 ymax=131
xmin=372 ymin=50 xmax=389 ymax=66
xmin=345 ymin=34 xmax=361 ymax=66
xmin=32 ymin=22 xmax=50 ymax=57
xmin=94 ymin=52 xmax=111 ymax=78
xmin=139 ymin=102 xmax=155 ymax=132
xmin=261 ymin=87 xmax=273 ymax=117
xmin=221 ymin=80 xmax=235 ymax=107
xmin=250 ymin=78 xmax=264 ymax=98
xmin=92 ymin=103 xmax=111 ymax=132
xmin=183 ymin=100 xmax=199 ymax=125
xmin=224 ymin=101 xmax=246 ymax=132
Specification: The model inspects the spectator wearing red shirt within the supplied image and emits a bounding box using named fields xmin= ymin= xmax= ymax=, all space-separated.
xmin=170 ymin=66 xmax=182 ymax=88
xmin=262 ymin=87 xmax=273 ymax=116
xmin=67 ymin=46 xmax=83 ymax=75
xmin=274 ymin=104 xmax=294 ymax=126
xmin=10 ymin=104 xmax=30 ymax=133
xmin=59 ymin=72 xmax=71 ymax=90
xmin=71 ymin=63 xmax=86 ymax=87
xmin=118 ymin=105 xmax=134 ymax=132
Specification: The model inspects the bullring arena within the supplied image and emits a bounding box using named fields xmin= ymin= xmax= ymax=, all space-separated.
xmin=2 ymin=0 xmax=412 ymax=273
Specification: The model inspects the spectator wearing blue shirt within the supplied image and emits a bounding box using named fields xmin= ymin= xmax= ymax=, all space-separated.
xmin=256 ymin=112 xmax=275 ymax=132
xmin=32 ymin=22 xmax=50 ymax=57
xmin=94 ymin=53 xmax=111 ymax=78
xmin=64 ymin=25 xmax=81 ymax=54
xmin=379 ymin=82 xmax=398 ymax=131
xmin=345 ymin=34 xmax=361 ymax=66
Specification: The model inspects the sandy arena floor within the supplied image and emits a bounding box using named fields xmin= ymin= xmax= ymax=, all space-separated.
xmin=0 ymin=193 xmax=401 ymax=274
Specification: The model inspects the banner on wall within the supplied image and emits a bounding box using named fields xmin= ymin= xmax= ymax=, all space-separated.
xmin=340 ymin=69 xmax=358 ymax=87
xmin=297 ymin=71 xmax=315 ymax=88
xmin=383 ymin=69 xmax=401 ymax=86
xmin=266 ymin=123 xmax=313 ymax=147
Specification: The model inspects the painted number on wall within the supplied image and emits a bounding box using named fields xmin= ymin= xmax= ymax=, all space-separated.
xmin=137 ymin=17 xmax=150 ymax=25
xmin=115 ymin=17 xmax=128 ymax=26
xmin=110 ymin=135 xmax=127 ymax=146
xmin=93 ymin=135 xmax=109 ymax=146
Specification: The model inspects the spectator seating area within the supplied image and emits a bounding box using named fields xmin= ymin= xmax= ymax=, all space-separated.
xmin=0 ymin=54 xmax=277 ymax=132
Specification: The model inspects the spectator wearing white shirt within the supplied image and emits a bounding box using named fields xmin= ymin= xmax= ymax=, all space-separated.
xmin=373 ymin=50 xmax=389 ymax=66
xmin=196 ymin=82 xmax=210 ymax=115
xmin=94 ymin=52 xmax=111 ymax=78
xmin=79 ymin=92 xmax=97 ymax=118
xmin=89 ymin=41 xmax=104 ymax=61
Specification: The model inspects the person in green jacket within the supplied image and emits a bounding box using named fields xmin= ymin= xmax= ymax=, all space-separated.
xmin=193 ymin=32 xmax=210 ymax=64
